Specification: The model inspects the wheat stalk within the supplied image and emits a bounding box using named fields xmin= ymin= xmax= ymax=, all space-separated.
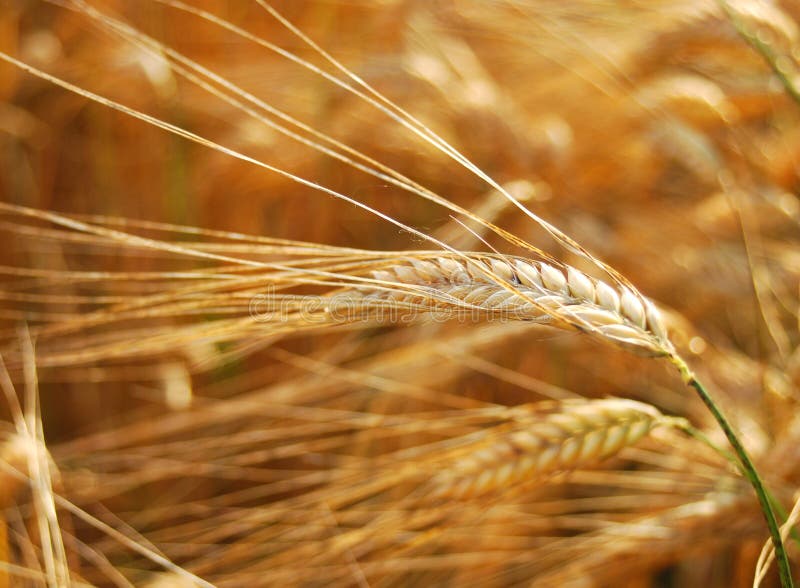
xmin=429 ymin=398 xmax=666 ymax=499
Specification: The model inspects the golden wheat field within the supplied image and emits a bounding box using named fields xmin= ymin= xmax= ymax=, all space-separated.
xmin=1 ymin=0 xmax=800 ymax=586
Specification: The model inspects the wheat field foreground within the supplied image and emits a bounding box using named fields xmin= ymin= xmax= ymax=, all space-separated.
xmin=0 ymin=0 xmax=799 ymax=586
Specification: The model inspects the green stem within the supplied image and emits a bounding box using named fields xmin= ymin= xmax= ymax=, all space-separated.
xmin=674 ymin=357 xmax=793 ymax=587
xmin=717 ymin=0 xmax=800 ymax=109
xmin=770 ymin=495 xmax=800 ymax=547
xmin=675 ymin=420 xmax=800 ymax=547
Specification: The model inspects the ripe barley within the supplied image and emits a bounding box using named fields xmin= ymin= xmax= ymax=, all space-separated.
xmin=429 ymin=398 xmax=665 ymax=500
xmin=334 ymin=253 xmax=673 ymax=357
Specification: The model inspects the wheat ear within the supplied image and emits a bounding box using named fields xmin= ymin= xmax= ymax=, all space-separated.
xmin=346 ymin=254 xmax=672 ymax=357
xmin=429 ymin=398 xmax=666 ymax=499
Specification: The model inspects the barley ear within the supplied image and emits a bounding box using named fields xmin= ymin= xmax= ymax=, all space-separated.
xmin=429 ymin=398 xmax=667 ymax=500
